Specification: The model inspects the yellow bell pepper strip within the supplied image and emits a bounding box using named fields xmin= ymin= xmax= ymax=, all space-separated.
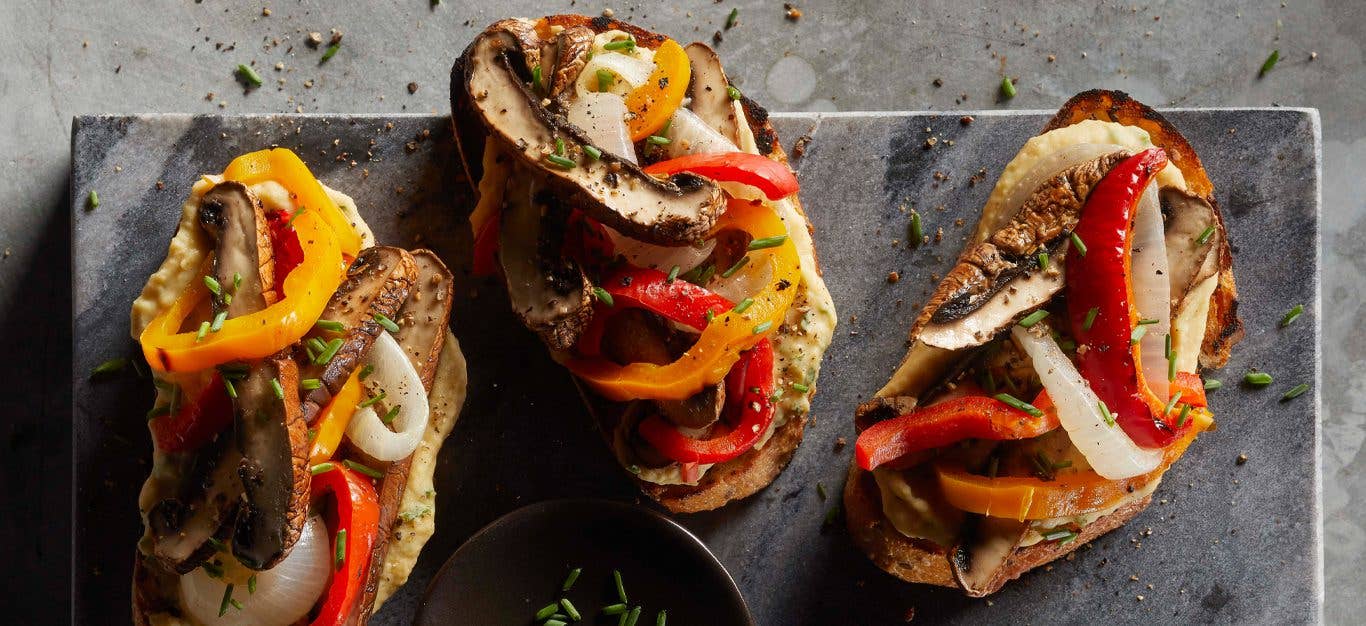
xmin=565 ymin=199 xmax=801 ymax=401
xmin=307 ymin=370 xmax=364 ymax=465
xmin=934 ymin=408 xmax=1213 ymax=521
xmin=221 ymin=148 xmax=362 ymax=257
xmin=625 ymin=38 xmax=689 ymax=141
xmin=140 ymin=150 xmax=347 ymax=372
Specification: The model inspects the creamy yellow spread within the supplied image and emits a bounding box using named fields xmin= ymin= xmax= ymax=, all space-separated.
xmin=134 ymin=176 xmax=464 ymax=621
xmin=874 ymin=120 xmax=1209 ymax=543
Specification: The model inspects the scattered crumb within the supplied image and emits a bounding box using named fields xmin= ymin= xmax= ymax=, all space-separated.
xmin=602 ymin=8 xmax=615 ymax=18
xmin=887 ymin=271 xmax=900 ymax=284
xmin=959 ymin=115 xmax=974 ymax=126
xmin=261 ymin=7 xmax=271 ymax=16
xmin=307 ymin=32 xmax=323 ymax=48
xmin=274 ymin=62 xmax=284 ymax=71
xmin=835 ymin=437 xmax=847 ymax=451
xmin=1236 ymin=453 xmax=1248 ymax=465
xmin=407 ymin=82 xmax=420 ymax=94
xmin=792 ymin=134 xmax=813 ymax=158
xmin=1047 ymin=54 xmax=1056 ymax=62
xmin=932 ymin=78 xmax=943 ymax=87
xmin=784 ymin=3 xmax=802 ymax=20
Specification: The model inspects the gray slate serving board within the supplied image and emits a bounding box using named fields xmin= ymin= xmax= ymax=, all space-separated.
xmin=71 ymin=109 xmax=1321 ymax=625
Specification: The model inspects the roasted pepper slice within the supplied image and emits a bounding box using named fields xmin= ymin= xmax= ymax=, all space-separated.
xmin=309 ymin=464 xmax=380 ymax=626
xmin=625 ymin=38 xmax=689 ymax=141
xmin=856 ymin=393 xmax=1061 ymax=471
xmin=140 ymin=149 xmax=348 ymax=372
xmin=643 ymin=152 xmax=801 ymax=201
xmin=307 ymin=370 xmax=364 ymax=465
xmin=565 ymin=199 xmax=801 ymax=401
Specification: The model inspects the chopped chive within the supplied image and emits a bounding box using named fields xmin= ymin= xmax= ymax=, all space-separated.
xmin=87 ymin=190 xmax=100 ymax=209
xmin=236 ymin=64 xmax=263 ymax=86
xmin=733 ymin=297 xmax=755 ymax=314
xmin=229 ymin=599 xmax=244 ymax=611
xmin=222 ymin=292 xmax=232 ymax=306
xmin=1196 ymin=225 xmax=1216 ymax=245
xmin=705 ymin=309 xmax=715 ymax=323
xmin=310 ymin=462 xmax=335 ymax=475
xmin=201 ymin=560 xmax=224 ymax=578
xmin=593 ymin=286 xmax=615 ymax=307
xmin=196 ymin=321 xmax=211 ymax=342
xmin=270 ymin=377 xmax=285 ymax=399
xmin=315 ymin=319 xmax=345 ymax=333
xmin=748 ymin=235 xmax=789 ymax=250
xmin=245 ymin=574 xmax=257 ymax=594
xmin=561 ymin=567 xmax=582 ymax=591
xmin=381 ymin=404 xmax=400 ymax=424
xmin=665 ymin=265 xmax=681 ymax=283
xmin=815 ymin=481 xmax=827 ymax=499
xmin=613 ymin=569 xmax=628 ymax=603
xmin=1098 ymin=400 xmax=1115 ymax=426
xmin=624 ymin=606 xmax=642 ymax=626
xmin=555 ymin=137 xmax=566 ymax=156
xmin=286 ymin=206 xmax=307 ymax=228
xmin=560 ymin=598 xmax=582 ymax=621
xmin=218 ymin=584 xmax=235 ymax=617
xmin=597 ymin=68 xmax=614 ymax=92
xmin=545 ymin=620 xmax=567 ymax=626
xmin=374 ymin=313 xmax=400 ymax=333
xmin=1163 ymin=390 xmax=1184 ymax=416
xmin=1204 ymin=378 xmax=1223 ymax=391
xmin=726 ymin=84 xmax=742 ymax=100
xmin=545 ymin=154 xmax=577 ymax=169
xmin=233 ymin=272 xmax=242 ymax=291
xmin=1280 ymin=304 xmax=1304 ymax=327
xmin=206 ymin=537 xmax=226 ymax=552
xmin=358 ymin=391 xmax=386 ymax=408
xmin=321 ymin=42 xmax=341 ymax=63
xmin=210 ymin=310 xmax=228 ymax=332
xmin=203 ymin=275 xmax=223 ymax=296
xmin=90 ymin=358 xmax=127 ymax=378
xmin=584 ymin=145 xmax=602 ymax=160
xmin=1000 ymin=76 xmax=1017 ymax=98
xmin=1176 ymin=404 xmax=1192 ymax=428
xmin=1243 ymin=371 xmax=1273 ymax=386
xmin=603 ymin=38 xmax=635 ymax=51
xmin=1038 ymin=252 xmax=1049 ymax=271
xmin=1130 ymin=325 xmax=1147 ymax=344
xmin=1017 ymin=309 xmax=1050 ymax=328
xmin=1069 ymin=232 xmax=1087 ymax=256
xmin=1041 ymin=529 xmax=1077 ymax=543
xmin=1083 ymin=306 xmax=1099 ymax=330
xmin=721 ymin=255 xmax=751 ymax=279
xmin=1259 ymin=49 xmax=1280 ymax=77
xmin=1281 ymin=383 xmax=1310 ymax=401
xmin=1137 ymin=318 xmax=1160 ymax=325
xmin=359 ymin=363 xmax=375 ymax=380
xmin=994 ymin=392 xmax=1044 ymax=417
xmin=602 ymin=604 xmax=629 ymax=615
xmin=656 ymin=610 xmax=667 ymax=626
xmin=344 ymin=459 xmax=385 ymax=479
xmin=223 ymin=377 xmax=237 ymax=399
xmin=1053 ymin=459 xmax=1073 ymax=470
xmin=334 ymin=528 xmax=346 ymax=570
xmin=535 ymin=604 xmax=560 ymax=621
xmin=792 ymin=382 xmax=811 ymax=393
xmin=752 ymin=320 xmax=773 ymax=334
xmin=300 ymin=378 xmax=322 ymax=390
xmin=681 ymin=263 xmax=715 ymax=286
xmin=1168 ymin=349 xmax=1177 ymax=382
xmin=532 ymin=65 xmax=543 ymax=92
xmin=307 ymin=337 xmax=327 ymax=355
xmin=909 ymin=211 xmax=924 ymax=246
xmin=647 ymin=135 xmax=671 ymax=146
xmin=1164 ymin=333 xmax=1172 ymax=359
xmin=725 ymin=7 xmax=739 ymax=28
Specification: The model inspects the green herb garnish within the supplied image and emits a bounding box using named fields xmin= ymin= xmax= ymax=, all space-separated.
xmin=531 ymin=65 xmax=544 ymax=92
xmin=1018 ymin=309 xmax=1049 ymax=328
xmin=310 ymin=462 xmax=335 ymax=475
xmin=1204 ymin=379 xmax=1223 ymax=391
xmin=381 ymin=404 xmax=400 ymax=424
xmin=87 ymin=190 xmax=100 ymax=210
xmin=1176 ymin=404 xmax=1192 ymax=428
xmin=725 ymin=7 xmax=739 ymax=29
xmin=733 ymin=297 xmax=755 ymax=314
xmin=359 ymin=364 xmax=375 ymax=380
xmin=613 ymin=569 xmax=628 ymax=603
xmin=602 ymin=604 xmax=629 ymax=615
xmin=752 ymin=320 xmax=773 ymax=334
xmin=1130 ymin=325 xmax=1147 ymax=345
xmin=597 ymin=68 xmax=614 ymax=92
xmin=90 ymin=358 xmax=127 ymax=378
xmin=210 ymin=310 xmax=228 ymax=333
xmin=666 ymin=265 xmax=681 ymax=283
xmin=203 ymin=275 xmax=223 ymax=296
xmin=334 ymin=528 xmax=346 ymax=570
xmin=247 ymin=574 xmax=257 ymax=594
xmin=909 ymin=211 xmax=924 ymax=247
xmin=560 ymin=599 xmax=582 ymax=621
xmin=315 ymin=319 xmax=345 ymax=333
xmin=1280 ymin=304 xmax=1304 ymax=327
xmin=583 ymin=145 xmax=602 ymax=160
xmin=357 ymin=391 xmax=386 ymax=409
xmin=603 ymin=38 xmax=635 ymax=52
xmin=994 ymin=392 xmax=1044 ymax=417
xmin=647 ymin=135 xmax=671 ymax=146
xmin=374 ymin=313 xmax=400 ymax=333
xmin=1259 ymin=49 xmax=1280 ymax=77
xmin=270 ymin=377 xmax=285 ymax=399
xmin=1038 ymin=252 xmax=1049 ymax=271
xmin=1041 ymin=529 xmax=1077 ymax=543
xmin=1162 ymin=390 xmax=1184 ymax=416
xmin=748 ymin=235 xmax=788 ymax=250
xmin=1196 ymin=225 xmax=1216 ymax=245
xmin=300 ymin=378 xmax=322 ymax=390
xmin=535 ymin=604 xmax=560 ymax=621
xmin=195 ymin=321 xmax=210 ymax=342
xmin=1244 ymin=371 xmax=1273 ymax=386
xmin=545 ymin=154 xmax=577 ymax=169
xmin=793 ymin=382 xmax=811 ymax=393
xmin=1281 ymin=383 xmax=1310 ymax=401
xmin=343 ymin=459 xmax=384 ymax=479
xmin=1069 ymin=232 xmax=1087 ymax=256
xmin=561 ymin=567 xmax=582 ymax=592
xmin=321 ymin=43 xmax=340 ymax=63
xmin=593 ymin=286 xmax=615 ymax=307
xmin=726 ymin=85 xmax=742 ymax=101
xmin=236 ymin=64 xmax=263 ymax=86
xmin=1000 ymin=76 xmax=1017 ymax=98
xmin=1098 ymin=400 xmax=1115 ymax=426
xmin=218 ymin=583 xmax=235 ymax=617
xmin=1083 ymin=306 xmax=1099 ymax=330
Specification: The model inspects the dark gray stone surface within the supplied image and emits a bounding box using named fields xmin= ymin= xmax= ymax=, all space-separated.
xmin=71 ymin=109 xmax=1319 ymax=624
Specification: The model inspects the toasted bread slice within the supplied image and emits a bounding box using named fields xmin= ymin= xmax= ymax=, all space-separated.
xmin=847 ymin=90 xmax=1239 ymax=593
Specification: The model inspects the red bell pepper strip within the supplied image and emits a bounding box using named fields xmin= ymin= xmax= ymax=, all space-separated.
xmin=602 ymin=267 xmax=735 ymax=330
xmin=1169 ymin=371 xmax=1208 ymax=408
xmin=150 ymin=374 xmax=234 ymax=453
xmin=1066 ymin=147 xmax=1191 ymax=448
xmin=561 ymin=209 xmax=615 ymax=270
xmin=642 ymin=152 xmax=800 ymax=201
xmin=265 ymin=209 xmax=306 ymax=286
xmin=855 ymin=392 xmax=1061 ymax=471
xmin=471 ymin=212 xmax=500 ymax=277
xmin=309 ymin=465 xmax=380 ymax=626
xmin=637 ymin=337 xmax=776 ymax=464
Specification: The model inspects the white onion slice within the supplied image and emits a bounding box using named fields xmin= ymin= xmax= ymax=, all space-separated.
xmin=710 ymin=255 xmax=772 ymax=304
xmin=991 ymin=143 xmax=1126 ymax=234
xmin=345 ymin=332 xmax=430 ymax=462
xmin=180 ymin=515 xmax=331 ymax=625
xmin=565 ymin=92 xmax=636 ymax=164
xmin=604 ymin=226 xmax=715 ymax=272
xmin=664 ymin=107 xmax=739 ymax=158
xmin=575 ymin=52 xmax=654 ymax=97
xmin=1011 ymin=325 xmax=1163 ymax=480
xmin=1130 ymin=181 xmax=1171 ymax=400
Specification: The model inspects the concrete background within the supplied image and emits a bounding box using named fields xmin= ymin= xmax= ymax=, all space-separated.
xmin=1 ymin=0 xmax=1359 ymax=622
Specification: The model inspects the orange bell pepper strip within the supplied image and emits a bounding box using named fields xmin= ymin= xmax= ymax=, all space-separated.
xmin=140 ymin=149 xmax=348 ymax=372
xmin=308 ymin=370 xmax=364 ymax=465
xmin=934 ymin=408 xmax=1213 ymax=521
xmin=1169 ymin=371 xmax=1208 ymax=408
xmin=565 ymin=199 xmax=801 ymax=401
xmin=625 ymin=39 xmax=689 ymax=141
xmin=856 ymin=393 xmax=1061 ymax=471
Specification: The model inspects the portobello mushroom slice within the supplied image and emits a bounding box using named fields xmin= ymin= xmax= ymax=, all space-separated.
xmin=460 ymin=21 xmax=726 ymax=244
xmin=949 ymin=515 xmax=1029 ymax=597
xmin=548 ymin=25 xmax=594 ymax=102
xmin=499 ymin=174 xmax=593 ymax=351
xmin=600 ymin=308 xmax=726 ymax=430
xmin=1161 ymin=187 xmax=1223 ymax=309
xmin=914 ymin=151 xmax=1129 ymax=350
xmin=198 ymin=181 xmax=276 ymax=315
xmin=231 ymin=354 xmax=309 ymax=570
xmin=684 ymin=42 xmax=744 ymax=144
xmin=297 ymin=246 xmax=418 ymax=424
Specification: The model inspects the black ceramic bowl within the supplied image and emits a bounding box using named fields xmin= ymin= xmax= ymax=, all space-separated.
xmin=416 ymin=498 xmax=753 ymax=625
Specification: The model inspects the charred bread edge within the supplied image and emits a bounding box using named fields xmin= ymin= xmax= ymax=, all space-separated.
xmin=133 ymin=252 xmax=457 ymax=625
xmin=449 ymin=15 xmax=825 ymax=513
xmin=847 ymin=90 xmax=1235 ymax=591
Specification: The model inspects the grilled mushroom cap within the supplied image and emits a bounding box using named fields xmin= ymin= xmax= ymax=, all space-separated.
xmin=949 ymin=515 xmax=1029 ymax=597
xmin=231 ymin=354 xmax=309 ymax=570
xmin=459 ymin=19 xmax=725 ymax=245
xmin=499 ymin=173 xmax=594 ymax=351
xmin=683 ymin=42 xmax=743 ymax=144
xmin=198 ymin=181 xmax=276 ymax=315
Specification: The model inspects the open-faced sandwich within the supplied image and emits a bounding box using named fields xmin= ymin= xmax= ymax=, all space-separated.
xmin=449 ymin=15 xmax=836 ymax=512
xmin=129 ymin=148 xmax=467 ymax=624
xmin=845 ymin=90 xmax=1242 ymax=595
